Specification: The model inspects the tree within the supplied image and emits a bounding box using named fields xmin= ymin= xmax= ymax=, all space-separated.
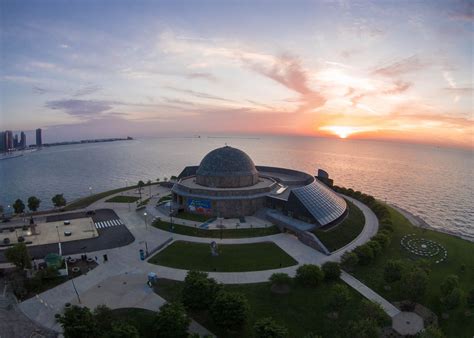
xmin=401 ymin=268 xmax=428 ymax=303
xmin=366 ymin=240 xmax=382 ymax=256
xmin=372 ymin=233 xmax=390 ymax=248
xmin=359 ymin=299 xmax=389 ymax=326
xmin=52 ymin=194 xmax=67 ymax=208
xmin=57 ymin=305 xmax=99 ymax=338
xmin=13 ymin=199 xmax=25 ymax=214
xmin=253 ymin=317 xmax=288 ymax=338
xmin=182 ymin=270 xmax=221 ymax=310
xmin=442 ymin=288 xmax=462 ymax=310
xmin=27 ymin=196 xmax=41 ymax=212
xmin=340 ymin=251 xmax=358 ymax=271
xmin=93 ymin=305 xmax=114 ymax=336
xmin=108 ymin=322 xmax=139 ymax=338
xmin=137 ymin=180 xmax=145 ymax=200
xmin=384 ymin=260 xmax=405 ymax=283
xmin=295 ymin=264 xmax=324 ymax=287
xmin=467 ymin=289 xmax=474 ymax=307
xmin=269 ymin=273 xmax=292 ymax=287
xmin=354 ymin=245 xmax=374 ymax=265
xmin=322 ymin=262 xmax=341 ymax=281
xmin=5 ymin=243 xmax=32 ymax=269
xmin=0 ymin=204 xmax=3 ymax=216
xmin=210 ymin=291 xmax=249 ymax=331
xmin=440 ymin=274 xmax=459 ymax=297
xmin=419 ymin=325 xmax=446 ymax=338
xmin=328 ymin=284 xmax=351 ymax=311
xmin=347 ymin=319 xmax=379 ymax=338
xmin=154 ymin=302 xmax=190 ymax=338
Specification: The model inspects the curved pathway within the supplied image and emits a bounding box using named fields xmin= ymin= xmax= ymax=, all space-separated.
xmin=17 ymin=190 xmax=387 ymax=334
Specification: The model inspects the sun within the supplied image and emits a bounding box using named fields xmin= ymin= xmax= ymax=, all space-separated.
xmin=320 ymin=126 xmax=360 ymax=139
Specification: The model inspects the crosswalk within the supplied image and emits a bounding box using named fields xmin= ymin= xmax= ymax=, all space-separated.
xmin=94 ymin=219 xmax=123 ymax=229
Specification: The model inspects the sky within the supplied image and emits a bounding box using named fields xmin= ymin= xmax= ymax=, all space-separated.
xmin=1 ymin=0 xmax=473 ymax=148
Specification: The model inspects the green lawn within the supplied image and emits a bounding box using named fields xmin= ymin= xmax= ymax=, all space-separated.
xmin=352 ymin=205 xmax=474 ymax=338
xmin=105 ymin=195 xmax=140 ymax=203
xmin=313 ymin=200 xmax=365 ymax=252
xmin=175 ymin=211 xmax=211 ymax=223
xmin=110 ymin=308 xmax=156 ymax=338
xmin=148 ymin=241 xmax=297 ymax=272
xmin=152 ymin=220 xmax=280 ymax=238
xmin=153 ymin=278 xmax=384 ymax=338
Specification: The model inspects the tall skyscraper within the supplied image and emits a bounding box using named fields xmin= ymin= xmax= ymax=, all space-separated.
xmin=36 ymin=128 xmax=42 ymax=146
xmin=0 ymin=132 xmax=5 ymax=152
xmin=5 ymin=130 xmax=13 ymax=150
xmin=20 ymin=131 xmax=26 ymax=148
xmin=13 ymin=134 xmax=19 ymax=148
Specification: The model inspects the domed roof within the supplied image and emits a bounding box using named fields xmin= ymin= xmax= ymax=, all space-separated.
xmin=196 ymin=146 xmax=259 ymax=188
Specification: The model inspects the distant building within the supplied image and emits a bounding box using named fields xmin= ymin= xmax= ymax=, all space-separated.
xmin=5 ymin=130 xmax=13 ymax=150
xmin=0 ymin=132 xmax=5 ymax=152
xmin=20 ymin=131 xmax=26 ymax=148
xmin=36 ymin=128 xmax=42 ymax=146
xmin=13 ymin=134 xmax=19 ymax=148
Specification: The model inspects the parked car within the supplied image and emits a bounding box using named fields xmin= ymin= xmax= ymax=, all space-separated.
xmin=86 ymin=210 xmax=96 ymax=216
xmin=64 ymin=220 xmax=71 ymax=225
xmin=17 ymin=236 xmax=25 ymax=243
xmin=64 ymin=231 xmax=72 ymax=236
xmin=3 ymin=238 xmax=10 ymax=245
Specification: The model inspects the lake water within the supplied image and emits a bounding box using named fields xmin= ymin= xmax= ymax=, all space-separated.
xmin=1 ymin=136 xmax=472 ymax=237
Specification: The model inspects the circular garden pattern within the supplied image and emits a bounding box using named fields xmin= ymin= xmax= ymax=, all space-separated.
xmin=400 ymin=234 xmax=448 ymax=263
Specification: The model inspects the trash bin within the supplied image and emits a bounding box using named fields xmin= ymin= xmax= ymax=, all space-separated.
xmin=147 ymin=272 xmax=158 ymax=284
xmin=103 ymin=254 xmax=108 ymax=262
xmin=139 ymin=249 xmax=145 ymax=261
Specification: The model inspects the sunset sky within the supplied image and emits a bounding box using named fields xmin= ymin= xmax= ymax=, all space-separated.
xmin=1 ymin=0 xmax=473 ymax=148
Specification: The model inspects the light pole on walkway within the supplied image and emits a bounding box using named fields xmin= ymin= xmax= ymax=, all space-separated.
xmin=144 ymin=212 xmax=148 ymax=230
xmin=56 ymin=225 xmax=62 ymax=256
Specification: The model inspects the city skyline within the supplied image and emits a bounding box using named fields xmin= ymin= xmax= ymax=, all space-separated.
xmin=1 ymin=0 xmax=473 ymax=149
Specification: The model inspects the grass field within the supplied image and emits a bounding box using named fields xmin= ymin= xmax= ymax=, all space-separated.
xmin=153 ymin=278 xmax=383 ymax=338
xmin=105 ymin=195 xmax=140 ymax=203
xmin=152 ymin=219 xmax=280 ymax=238
xmin=110 ymin=308 xmax=156 ymax=337
xmin=148 ymin=241 xmax=297 ymax=272
xmin=64 ymin=183 xmax=160 ymax=210
xmin=175 ymin=211 xmax=211 ymax=223
xmin=352 ymin=205 xmax=474 ymax=337
xmin=313 ymin=200 xmax=365 ymax=252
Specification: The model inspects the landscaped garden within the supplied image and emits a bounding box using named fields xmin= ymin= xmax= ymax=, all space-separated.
xmin=313 ymin=199 xmax=365 ymax=251
xmin=105 ymin=195 xmax=140 ymax=203
xmin=331 ymin=185 xmax=474 ymax=338
xmin=152 ymin=219 xmax=280 ymax=238
xmin=174 ymin=211 xmax=211 ymax=223
xmin=153 ymin=266 xmax=391 ymax=338
xmin=148 ymin=241 xmax=297 ymax=272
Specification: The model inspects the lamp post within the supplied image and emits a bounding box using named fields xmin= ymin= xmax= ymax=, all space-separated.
xmin=88 ymin=186 xmax=92 ymax=196
xmin=56 ymin=225 xmax=62 ymax=256
xmin=144 ymin=212 xmax=148 ymax=230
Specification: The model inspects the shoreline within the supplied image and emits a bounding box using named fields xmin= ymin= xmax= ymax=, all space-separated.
xmin=389 ymin=203 xmax=474 ymax=243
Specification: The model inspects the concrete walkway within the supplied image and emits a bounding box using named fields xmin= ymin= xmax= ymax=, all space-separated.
xmin=340 ymin=271 xmax=400 ymax=317
xmin=17 ymin=188 xmax=392 ymax=336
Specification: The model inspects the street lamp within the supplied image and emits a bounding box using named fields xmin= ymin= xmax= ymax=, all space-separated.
xmin=144 ymin=212 xmax=148 ymax=230
xmin=89 ymin=186 xmax=92 ymax=196
xmin=56 ymin=225 xmax=62 ymax=256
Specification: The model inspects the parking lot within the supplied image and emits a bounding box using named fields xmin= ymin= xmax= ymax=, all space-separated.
xmin=0 ymin=209 xmax=135 ymax=263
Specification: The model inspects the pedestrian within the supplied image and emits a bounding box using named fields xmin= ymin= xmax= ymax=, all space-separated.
xmin=95 ymin=256 xmax=98 ymax=262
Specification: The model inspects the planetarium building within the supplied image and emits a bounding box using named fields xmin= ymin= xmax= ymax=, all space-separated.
xmin=171 ymin=146 xmax=347 ymax=228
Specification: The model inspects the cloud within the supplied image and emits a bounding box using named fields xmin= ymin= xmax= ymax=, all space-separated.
xmin=443 ymin=87 xmax=473 ymax=94
xmin=164 ymin=86 xmax=235 ymax=103
xmin=350 ymin=80 xmax=412 ymax=106
xmin=33 ymin=86 xmax=49 ymax=95
xmin=186 ymin=72 xmax=217 ymax=82
xmin=242 ymin=54 xmax=326 ymax=112
xmin=73 ymin=84 xmax=102 ymax=97
xmin=448 ymin=0 xmax=474 ymax=21
xmin=372 ymin=56 xmax=427 ymax=77
xmin=45 ymin=99 xmax=113 ymax=117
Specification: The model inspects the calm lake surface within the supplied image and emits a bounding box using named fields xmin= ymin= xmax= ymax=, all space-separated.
xmin=1 ymin=136 xmax=472 ymax=237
